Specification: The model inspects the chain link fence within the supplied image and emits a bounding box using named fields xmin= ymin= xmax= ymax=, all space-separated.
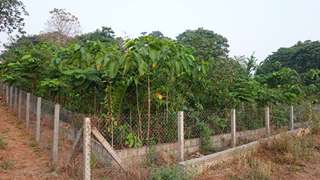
xmin=0 ymin=83 xmax=87 ymax=178
xmin=0 ymin=81 xmax=315 ymax=179
xmin=93 ymin=112 xmax=178 ymax=150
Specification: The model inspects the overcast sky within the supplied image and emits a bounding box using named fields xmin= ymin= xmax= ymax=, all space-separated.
xmin=1 ymin=0 xmax=319 ymax=61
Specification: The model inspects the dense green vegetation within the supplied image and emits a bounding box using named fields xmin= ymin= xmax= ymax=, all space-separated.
xmin=1 ymin=24 xmax=319 ymax=149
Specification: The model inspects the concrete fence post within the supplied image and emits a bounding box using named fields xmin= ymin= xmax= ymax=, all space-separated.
xmin=9 ymin=86 xmax=13 ymax=110
xmin=26 ymin=93 xmax=30 ymax=129
xmin=83 ymin=117 xmax=91 ymax=180
xmin=265 ymin=106 xmax=270 ymax=135
xmin=6 ymin=85 xmax=9 ymax=104
xmin=11 ymin=87 xmax=14 ymax=111
xmin=52 ymin=104 xmax=60 ymax=167
xmin=14 ymin=87 xmax=18 ymax=113
xmin=18 ymin=89 xmax=22 ymax=120
xmin=36 ymin=97 xmax=41 ymax=142
xmin=178 ymin=111 xmax=184 ymax=161
xmin=11 ymin=86 xmax=14 ymax=110
xmin=289 ymin=105 xmax=294 ymax=130
xmin=231 ymin=108 xmax=236 ymax=147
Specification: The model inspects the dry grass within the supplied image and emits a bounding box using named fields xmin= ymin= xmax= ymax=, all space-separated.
xmin=258 ymin=133 xmax=315 ymax=165
xmin=198 ymin=128 xmax=320 ymax=180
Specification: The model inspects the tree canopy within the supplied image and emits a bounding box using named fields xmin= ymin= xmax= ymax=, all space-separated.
xmin=176 ymin=28 xmax=229 ymax=61
xmin=257 ymin=40 xmax=320 ymax=75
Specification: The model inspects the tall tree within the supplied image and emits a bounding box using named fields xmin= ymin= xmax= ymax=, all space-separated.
xmin=0 ymin=0 xmax=28 ymax=34
xmin=77 ymin=26 xmax=116 ymax=43
xmin=148 ymin=31 xmax=164 ymax=38
xmin=176 ymin=28 xmax=229 ymax=61
xmin=45 ymin=8 xmax=81 ymax=37
xmin=257 ymin=40 xmax=320 ymax=75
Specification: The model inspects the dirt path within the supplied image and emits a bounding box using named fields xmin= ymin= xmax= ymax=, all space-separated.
xmin=0 ymin=103 xmax=64 ymax=180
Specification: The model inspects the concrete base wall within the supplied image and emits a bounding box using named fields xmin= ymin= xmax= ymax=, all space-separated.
xmin=179 ymin=128 xmax=303 ymax=175
xmin=60 ymin=121 xmax=307 ymax=167
xmin=115 ymin=128 xmax=267 ymax=165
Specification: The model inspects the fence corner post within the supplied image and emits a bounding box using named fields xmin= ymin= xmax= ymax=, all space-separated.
xmin=36 ymin=97 xmax=41 ymax=142
xmin=26 ymin=93 xmax=30 ymax=128
xmin=52 ymin=104 xmax=60 ymax=167
xmin=231 ymin=108 xmax=236 ymax=147
xmin=83 ymin=117 xmax=91 ymax=180
xmin=265 ymin=106 xmax=270 ymax=135
xmin=289 ymin=105 xmax=294 ymax=130
xmin=177 ymin=111 xmax=184 ymax=161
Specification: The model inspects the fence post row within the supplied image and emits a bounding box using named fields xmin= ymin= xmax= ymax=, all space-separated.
xmin=231 ymin=108 xmax=236 ymax=147
xmin=83 ymin=117 xmax=91 ymax=180
xmin=36 ymin=97 xmax=41 ymax=142
xmin=52 ymin=104 xmax=60 ymax=167
xmin=26 ymin=93 xmax=30 ymax=128
xmin=289 ymin=105 xmax=294 ymax=130
xmin=265 ymin=106 xmax=270 ymax=135
xmin=177 ymin=111 xmax=184 ymax=161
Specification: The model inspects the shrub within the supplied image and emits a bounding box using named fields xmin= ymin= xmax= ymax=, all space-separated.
xmin=196 ymin=121 xmax=213 ymax=153
xmin=150 ymin=166 xmax=191 ymax=180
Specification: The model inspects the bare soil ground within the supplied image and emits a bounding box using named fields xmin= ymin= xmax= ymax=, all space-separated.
xmin=197 ymin=132 xmax=320 ymax=180
xmin=0 ymin=102 xmax=69 ymax=179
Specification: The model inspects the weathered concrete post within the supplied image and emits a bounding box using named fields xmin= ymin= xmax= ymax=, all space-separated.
xmin=6 ymin=85 xmax=9 ymax=104
xmin=14 ymin=87 xmax=18 ymax=113
xmin=26 ymin=93 xmax=30 ymax=128
xmin=289 ymin=105 xmax=294 ymax=130
xmin=83 ymin=117 xmax=91 ymax=180
xmin=11 ymin=87 xmax=15 ymax=111
xmin=178 ymin=111 xmax=184 ymax=161
xmin=18 ymin=90 xmax=22 ymax=120
xmin=36 ymin=97 xmax=41 ymax=142
xmin=9 ymin=86 xmax=13 ymax=110
xmin=52 ymin=104 xmax=60 ymax=167
xmin=231 ymin=108 xmax=236 ymax=147
xmin=265 ymin=106 xmax=270 ymax=135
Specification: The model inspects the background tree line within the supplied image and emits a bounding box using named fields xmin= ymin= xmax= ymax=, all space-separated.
xmin=1 ymin=3 xmax=319 ymax=148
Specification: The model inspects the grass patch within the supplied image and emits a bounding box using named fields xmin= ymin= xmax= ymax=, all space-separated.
xmin=0 ymin=159 xmax=14 ymax=170
xmin=260 ymin=133 xmax=315 ymax=164
xmin=29 ymin=140 xmax=41 ymax=153
xmin=150 ymin=165 xmax=192 ymax=180
xmin=0 ymin=136 xmax=7 ymax=150
xmin=228 ymin=158 xmax=272 ymax=180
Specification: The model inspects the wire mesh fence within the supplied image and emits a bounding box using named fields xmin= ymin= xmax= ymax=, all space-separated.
xmin=0 ymin=81 xmax=316 ymax=179
xmin=184 ymin=110 xmax=230 ymax=140
xmin=270 ymin=104 xmax=290 ymax=129
xmin=93 ymin=112 xmax=179 ymax=150
xmin=236 ymin=104 xmax=265 ymax=131
xmin=0 ymin=83 xmax=86 ymax=178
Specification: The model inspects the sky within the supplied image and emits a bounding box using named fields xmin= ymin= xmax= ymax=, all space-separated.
xmin=1 ymin=0 xmax=320 ymax=61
